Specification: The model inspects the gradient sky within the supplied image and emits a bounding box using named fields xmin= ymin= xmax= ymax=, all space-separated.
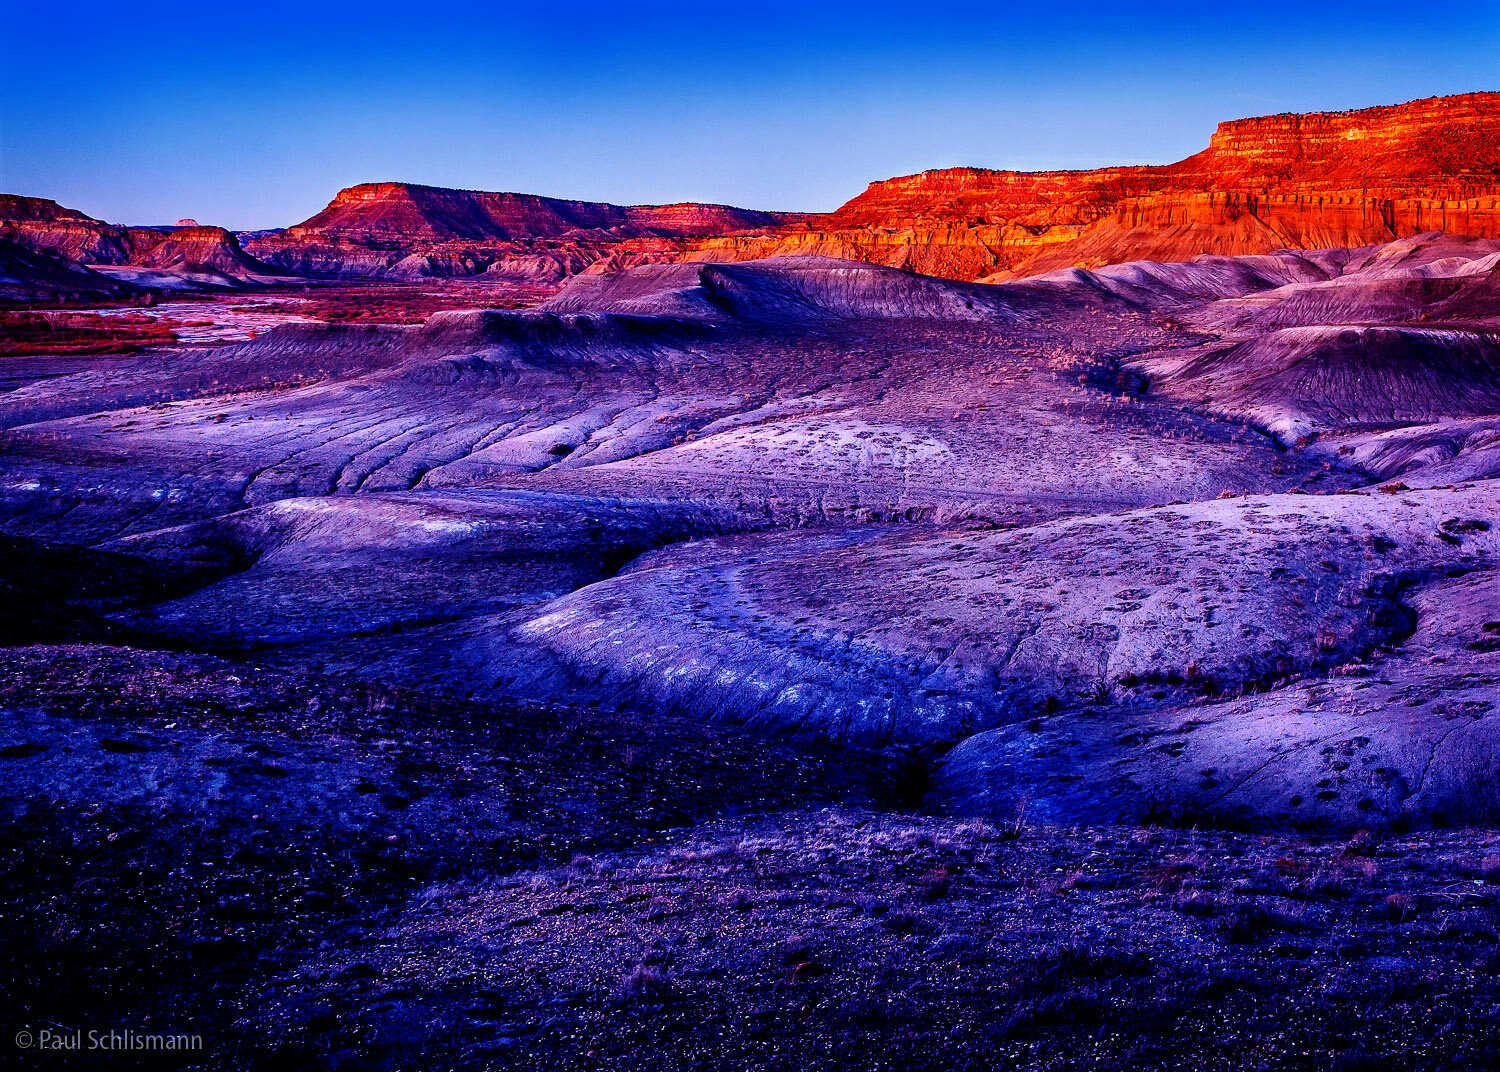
xmin=3 ymin=1 xmax=1497 ymax=229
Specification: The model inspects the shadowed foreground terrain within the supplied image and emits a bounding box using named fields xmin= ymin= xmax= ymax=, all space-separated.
xmin=3 ymin=233 xmax=1500 ymax=1068
xmin=7 ymin=642 xmax=1500 ymax=1070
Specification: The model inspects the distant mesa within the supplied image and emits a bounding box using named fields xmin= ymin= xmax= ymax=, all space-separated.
xmin=2 ymin=90 xmax=1499 ymax=292
xmin=241 ymin=182 xmax=810 ymax=281
xmin=230 ymin=91 xmax=1500 ymax=282
xmin=679 ymin=91 xmax=1500 ymax=280
xmin=288 ymin=182 xmax=800 ymax=242
xmin=0 ymin=197 xmax=291 ymax=297
xmin=175 ymin=218 xmax=199 ymax=227
xmin=0 ymin=237 xmax=147 ymax=303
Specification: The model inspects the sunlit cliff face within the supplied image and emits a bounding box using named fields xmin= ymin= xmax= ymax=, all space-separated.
xmin=673 ymin=92 xmax=1500 ymax=280
xmin=6 ymin=93 xmax=1497 ymax=292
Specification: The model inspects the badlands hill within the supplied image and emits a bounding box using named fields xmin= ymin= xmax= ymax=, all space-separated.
xmin=3 ymin=233 xmax=1498 ymax=829
xmin=0 ymin=237 xmax=146 ymax=303
xmin=0 ymin=194 xmax=167 ymax=266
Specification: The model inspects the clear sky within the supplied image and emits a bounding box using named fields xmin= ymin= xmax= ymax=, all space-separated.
xmin=2 ymin=1 xmax=1497 ymax=229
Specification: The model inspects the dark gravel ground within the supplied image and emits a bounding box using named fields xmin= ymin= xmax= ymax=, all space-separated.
xmin=0 ymin=643 xmax=872 ymax=1070
xmin=4 ymin=642 xmax=1500 ymax=1070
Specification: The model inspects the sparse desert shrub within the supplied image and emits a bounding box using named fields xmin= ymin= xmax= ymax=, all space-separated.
xmin=614 ymin=964 xmax=671 ymax=1006
xmin=1145 ymin=856 xmax=1201 ymax=893
xmin=992 ymin=798 xmax=1029 ymax=841
xmin=1436 ymin=909 xmax=1497 ymax=943
xmin=1223 ymin=904 xmax=1272 ymax=943
xmin=836 ymin=986 xmax=902 ymax=1026
xmin=1378 ymin=893 xmax=1416 ymax=923
xmin=999 ymin=986 xmax=1104 ymax=1037
xmin=1275 ymin=855 xmax=1308 ymax=877
xmin=1343 ymin=829 xmax=1378 ymax=858
xmin=1303 ymin=870 xmax=1349 ymax=899
xmin=1222 ymin=903 xmax=1310 ymax=942
xmin=929 ymin=931 xmax=979 ymax=960
xmin=917 ymin=867 xmax=952 ymax=901
xmin=1026 ymin=945 xmax=1154 ymax=984
xmin=776 ymin=934 xmax=817 ymax=966
xmin=1058 ymin=869 xmax=1091 ymax=893
xmin=1176 ymin=893 xmax=1218 ymax=917
xmin=873 ymin=745 xmax=938 ymax=812
xmin=882 ymin=908 xmax=919 ymax=934
xmin=1479 ymin=945 xmax=1500 ymax=975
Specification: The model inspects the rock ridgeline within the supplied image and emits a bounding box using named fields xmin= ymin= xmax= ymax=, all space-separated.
xmin=0 ymin=197 xmax=282 ymax=296
xmin=0 ymin=195 xmax=167 ymax=266
xmin=136 ymin=225 xmax=273 ymax=276
xmin=678 ymin=92 xmax=1500 ymax=279
xmin=242 ymin=183 xmax=810 ymax=281
xmin=3 ymin=91 xmax=1498 ymax=291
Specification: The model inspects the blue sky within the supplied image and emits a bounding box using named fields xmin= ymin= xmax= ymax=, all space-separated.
xmin=2 ymin=1 xmax=1496 ymax=228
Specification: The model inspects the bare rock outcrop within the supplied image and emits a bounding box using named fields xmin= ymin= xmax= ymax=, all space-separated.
xmin=0 ymin=197 xmax=290 ymax=292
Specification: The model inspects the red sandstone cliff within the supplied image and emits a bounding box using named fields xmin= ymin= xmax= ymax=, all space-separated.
xmin=5 ymin=91 xmax=1498 ymax=290
xmin=0 ymin=196 xmax=168 ymax=266
xmin=283 ymin=182 xmax=798 ymax=241
xmin=681 ymin=92 xmax=1500 ymax=279
xmin=0 ymin=198 xmax=286 ymax=292
xmin=136 ymin=225 xmax=279 ymax=276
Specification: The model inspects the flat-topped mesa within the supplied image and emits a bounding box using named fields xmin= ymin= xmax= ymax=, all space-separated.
xmin=285 ymin=182 xmax=799 ymax=241
xmin=0 ymin=195 xmax=97 ymax=224
xmin=250 ymin=182 xmax=807 ymax=278
xmin=622 ymin=202 xmax=810 ymax=237
xmin=7 ymin=91 xmax=1499 ymax=288
xmin=0 ymin=197 xmax=289 ymax=292
xmin=682 ymin=91 xmax=1500 ymax=279
xmin=287 ymin=182 xmax=640 ymax=242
